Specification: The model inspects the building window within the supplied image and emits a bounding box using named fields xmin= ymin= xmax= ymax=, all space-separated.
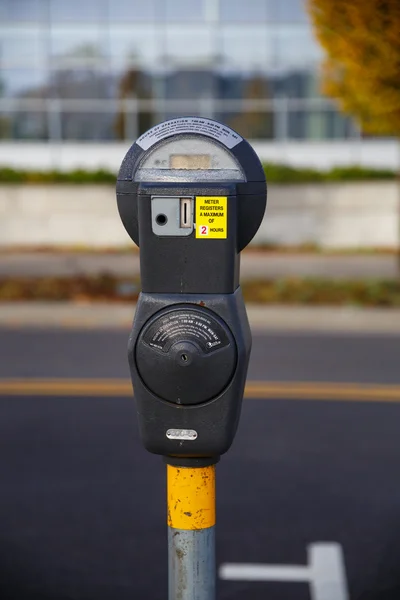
xmin=108 ymin=0 xmax=159 ymax=23
xmin=220 ymin=0 xmax=269 ymax=23
xmin=0 ymin=0 xmax=46 ymax=23
xmin=50 ymin=0 xmax=104 ymax=23
xmin=164 ymin=27 xmax=215 ymax=67
xmin=165 ymin=0 xmax=205 ymax=22
xmin=0 ymin=110 xmax=48 ymax=140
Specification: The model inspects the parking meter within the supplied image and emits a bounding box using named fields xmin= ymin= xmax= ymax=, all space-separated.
xmin=117 ymin=117 xmax=266 ymax=462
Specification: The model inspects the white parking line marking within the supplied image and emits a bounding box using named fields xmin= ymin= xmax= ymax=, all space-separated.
xmin=219 ymin=543 xmax=349 ymax=600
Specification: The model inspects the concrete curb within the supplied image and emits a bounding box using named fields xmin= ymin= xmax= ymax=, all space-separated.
xmin=1 ymin=302 xmax=400 ymax=335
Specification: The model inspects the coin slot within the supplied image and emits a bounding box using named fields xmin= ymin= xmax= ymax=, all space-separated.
xmin=180 ymin=198 xmax=193 ymax=229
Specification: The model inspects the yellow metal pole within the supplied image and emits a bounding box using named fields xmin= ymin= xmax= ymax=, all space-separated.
xmin=167 ymin=463 xmax=216 ymax=600
xmin=167 ymin=464 xmax=216 ymax=530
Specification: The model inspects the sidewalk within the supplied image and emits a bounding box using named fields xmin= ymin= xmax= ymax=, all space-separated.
xmin=0 ymin=251 xmax=398 ymax=280
xmin=1 ymin=302 xmax=400 ymax=334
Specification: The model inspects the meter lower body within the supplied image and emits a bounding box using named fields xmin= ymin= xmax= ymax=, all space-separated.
xmin=128 ymin=288 xmax=251 ymax=460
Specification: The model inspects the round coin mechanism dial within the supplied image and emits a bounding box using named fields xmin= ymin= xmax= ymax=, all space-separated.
xmin=135 ymin=305 xmax=237 ymax=405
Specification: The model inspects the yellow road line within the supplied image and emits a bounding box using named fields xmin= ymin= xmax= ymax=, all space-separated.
xmin=0 ymin=379 xmax=132 ymax=396
xmin=245 ymin=381 xmax=400 ymax=402
xmin=0 ymin=379 xmax=400 ymax=402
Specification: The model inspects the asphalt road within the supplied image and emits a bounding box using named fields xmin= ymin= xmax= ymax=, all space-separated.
xmin=1 ymin=328 xmax=400 ymax=600
xmin=1 ymin=328 xmax=400 ymax=384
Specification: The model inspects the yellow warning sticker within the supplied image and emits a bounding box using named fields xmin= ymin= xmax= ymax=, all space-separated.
xmin=195 ymin=196 xmax=227 ymax=239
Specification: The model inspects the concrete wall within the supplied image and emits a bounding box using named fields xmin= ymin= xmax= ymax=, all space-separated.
xmin=0 ymin=183 xmax=398 ymax=249
xmin=0 ymin=140 xmax=399 ymax=171
xmin=0 ymin=185 xmax=125 ymax=248
xmin=255 ymin=182 xmax=399 ymax=248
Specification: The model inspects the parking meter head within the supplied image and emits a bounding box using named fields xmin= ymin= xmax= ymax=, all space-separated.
xmin=116 ymin=117 xmax=267 ymax=460
xmin=117 ymin=117 xmax=266 ymax=252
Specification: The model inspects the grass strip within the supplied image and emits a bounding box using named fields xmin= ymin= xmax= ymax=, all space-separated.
xmin=1 ymin=275 xmax=400 ymax=307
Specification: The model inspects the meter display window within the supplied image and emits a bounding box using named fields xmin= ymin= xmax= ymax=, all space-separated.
xmin=134 ymin=135 xmax=246 ymax=182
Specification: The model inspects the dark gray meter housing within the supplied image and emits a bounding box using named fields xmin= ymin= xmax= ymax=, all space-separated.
xmin=116 ymin=117 xmax=266 ymax=461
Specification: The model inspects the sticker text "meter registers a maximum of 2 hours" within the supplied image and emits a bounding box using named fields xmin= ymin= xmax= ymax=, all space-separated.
xmin=195 ymin=196 xmax=227 ymax=239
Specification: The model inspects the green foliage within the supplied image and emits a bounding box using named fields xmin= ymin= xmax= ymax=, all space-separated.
xmin=0 ymin=165 xmax=396 ymax=185
xmin=0 ymin=167 xmax=116 ymax=184
xmin=263 ymin=163 xmax=324 ymax=183
xmin=0 ymin=167 xmax=25 ymax=183
xmin=263 ymin=163 xmax=397 ymax=183
xmin=323 ymin=166 xmax=397 ymax=182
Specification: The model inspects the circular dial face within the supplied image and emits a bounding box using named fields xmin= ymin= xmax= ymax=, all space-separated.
xmin=135 ymin=305 xmax=237 ymax=405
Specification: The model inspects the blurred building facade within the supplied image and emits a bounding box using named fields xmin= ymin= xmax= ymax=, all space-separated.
xmin=0 ymin=0 xmax=397 ymax=171
xmin=1 ymin=0 xmax=359 ymax=141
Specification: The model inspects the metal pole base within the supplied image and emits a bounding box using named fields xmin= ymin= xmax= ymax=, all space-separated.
xmin=168 ymin=526 xmax=216 ymax=600
xmin=167 ymin=463 xmax=216 ymax=600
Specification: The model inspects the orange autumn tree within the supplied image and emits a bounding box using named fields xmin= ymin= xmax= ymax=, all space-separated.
xmin=307 ymin=0 xmax=400 ymax=135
